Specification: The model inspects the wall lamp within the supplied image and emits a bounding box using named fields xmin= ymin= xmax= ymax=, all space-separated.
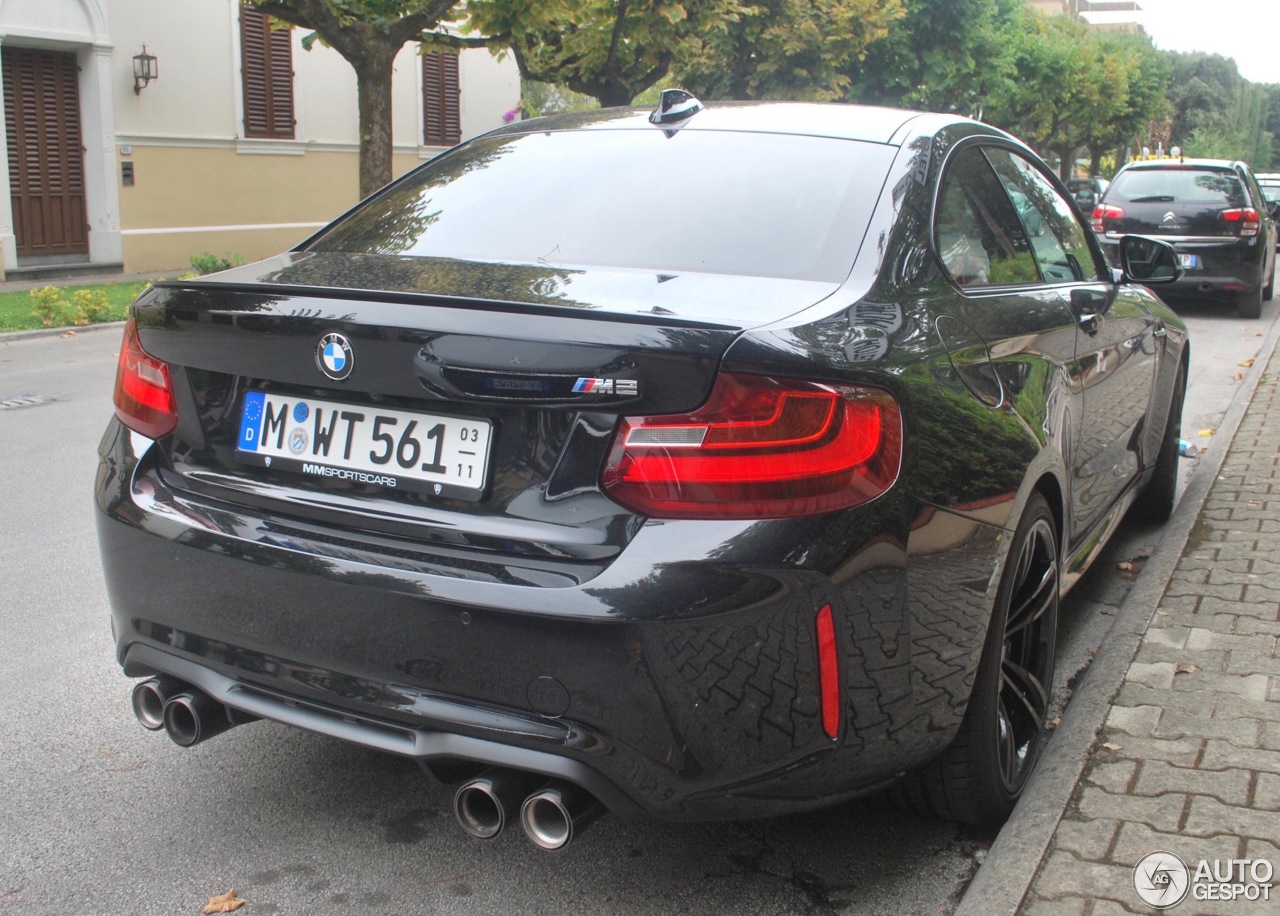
xmin=133 ymin=45 xmax=158 ymax=94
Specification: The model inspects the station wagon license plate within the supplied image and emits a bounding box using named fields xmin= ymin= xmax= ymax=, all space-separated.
xmin=236 ymin=391 xmax=492 ymax=498
xmin=1178 ymin=253 xmax=1198 ymax=269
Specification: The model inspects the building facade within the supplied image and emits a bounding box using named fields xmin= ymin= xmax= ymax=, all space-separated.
xmin=1029 ymin=0 xmax=1145 ymax=32
xmin=0 ymin=0 xmax=520 ymax=276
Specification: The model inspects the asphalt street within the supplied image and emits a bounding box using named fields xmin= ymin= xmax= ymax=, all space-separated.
xmin=0 ymin=295 xmax=1274 ymax=915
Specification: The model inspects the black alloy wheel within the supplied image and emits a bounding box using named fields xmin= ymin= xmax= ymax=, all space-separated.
xmin=899 ymin=493 xmax=1059 ymax=828
xmin=991 ymin=503 xmax=1058 ymax=799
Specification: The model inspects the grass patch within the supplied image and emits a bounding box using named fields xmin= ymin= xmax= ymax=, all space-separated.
xmin=0 ymin=280 xmax=153 ymax=332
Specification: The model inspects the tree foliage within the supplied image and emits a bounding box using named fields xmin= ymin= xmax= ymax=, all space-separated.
xmin=674 ymin=0 xmax=904 ymax=102
xmin=1165 ymin=52 xmax=1276 ymax=166
xmin=980 ymin=10 xmax=1096 ymax=161
xmin=250 ymin=0 xmax=465 ymax=198
xmin=467 ymin=1 xmax=738 ymax=108
xmin=253 ymin=0 xmax=1280 ymax=200
xmin=1074 ymin=31 xmax=1170 ymax=176
xmin=969 ymin=6 xmax=1172 ymax=179
xmin=845 ymin=0 xmax=1020 ymax=114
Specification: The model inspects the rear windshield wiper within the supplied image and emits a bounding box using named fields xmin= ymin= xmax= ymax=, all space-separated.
xmin=1129 ymin=195 xmax=1176 ymax=203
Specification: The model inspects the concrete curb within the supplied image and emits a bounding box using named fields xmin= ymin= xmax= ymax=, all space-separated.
xmin=0 ymin=321 xmax=125 ymax=343
xmin=0 ymin=269 xmax=177 ymax=294
xmin=954 ymin=311 xmax=1280 ymax=916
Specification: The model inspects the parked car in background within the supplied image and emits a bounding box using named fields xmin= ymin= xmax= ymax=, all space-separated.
xmin=1257 ymin=173 xmax=1280 ymax=250
xmin=97 ymin=95 xmax=1189 ymax=847
xmin=1092 ymin=158 xmax=1276 ymax=317
xmin=1067 ymin=176 xmax=1109 ymax=217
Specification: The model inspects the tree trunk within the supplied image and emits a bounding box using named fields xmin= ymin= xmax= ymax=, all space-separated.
xmin=595 ymin=83 xmax=637 ymax=108
xmin=1056 ymin=145 xmax=1078 ymax=181
xmin=1088 ymin=146 xmax=1104 ymax=177
xmin=353 ymin=46 xmax=398 ymax=200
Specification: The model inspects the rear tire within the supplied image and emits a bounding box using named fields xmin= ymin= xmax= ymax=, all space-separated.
xmin=1239 ymin=284 xmax=1263 ymax=318
xmin=899 ymin=493 xmax=1059 ymax=828
xmin=1264 ymin=264 xmax=1274 ymax=301
xmin=1131 ymin=365 xmax=1186 ymax=524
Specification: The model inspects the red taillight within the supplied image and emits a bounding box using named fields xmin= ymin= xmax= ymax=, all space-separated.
xmin=113 ymin=317 xmax=177 ymax=439
xmin=1221 ymin=207 xmax=1260 ymax=236
xmin=601 ymin=373 xmax=902 ymax=519
xmin=816 ymin=604 xmax=840 ymax=740
xmin=1091 ymin=204 xmax=1123 ymax=233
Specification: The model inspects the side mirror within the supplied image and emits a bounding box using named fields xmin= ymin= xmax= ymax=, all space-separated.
xmin=1117 ymin=235 xmax=1182 ymax=285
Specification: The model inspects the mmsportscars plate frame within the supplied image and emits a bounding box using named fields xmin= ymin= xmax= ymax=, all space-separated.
xmin=235 ymin=390 xmax=493 ymax=499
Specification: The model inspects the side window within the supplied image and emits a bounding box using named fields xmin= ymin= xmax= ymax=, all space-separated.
xmin=240 ymin=5 xmax=295 ymax=140
xmin=422 ymin=51 xmax=461 ymax=147
xmin=986 ymin=149 xmax=1099 ymax=283
xmin=1243 ymin=169 xmax=1268 ymax=213
xmin=936 ymin=147 xmax=1040 ymax=288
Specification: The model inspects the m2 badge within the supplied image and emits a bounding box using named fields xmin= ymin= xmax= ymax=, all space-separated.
xmin=573 ymin=377 xmax=639 ymax=396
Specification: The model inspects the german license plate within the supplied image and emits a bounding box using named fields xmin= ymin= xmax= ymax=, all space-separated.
xmin=236 ymin=391 xmax=492 ymax=499
xmin=1178 ymin=253 xmax=1198 ymax=269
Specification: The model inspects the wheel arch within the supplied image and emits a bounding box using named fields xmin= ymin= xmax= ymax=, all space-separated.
xmin=1031 ymin=471 xmax=1066 ymax=562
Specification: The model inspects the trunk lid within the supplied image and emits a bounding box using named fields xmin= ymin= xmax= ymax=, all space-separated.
xmin=132 ymin=254 xmax=840 ymax=575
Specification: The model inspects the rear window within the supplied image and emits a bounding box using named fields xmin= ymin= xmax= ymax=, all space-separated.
xmin=308 ymin=129 xmax=894 ymax=283
xmin=1109 ymin=167 xmax=1246 ymax=207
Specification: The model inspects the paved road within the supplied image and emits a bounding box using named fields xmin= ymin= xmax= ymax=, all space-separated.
xmin=0 ymin=296 xmax=1273 ymax=915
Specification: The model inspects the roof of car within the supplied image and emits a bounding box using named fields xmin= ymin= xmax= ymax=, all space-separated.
xmin=485 ymin=101 xmax=987 ymax=147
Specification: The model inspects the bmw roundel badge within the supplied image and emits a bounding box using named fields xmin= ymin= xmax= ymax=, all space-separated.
xmin=317 ymin=332 xmax=354 ymax=381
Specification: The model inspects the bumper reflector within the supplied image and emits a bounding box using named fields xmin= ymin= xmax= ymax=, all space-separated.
xmin=816 ymin=604 xmax=840 ymax=740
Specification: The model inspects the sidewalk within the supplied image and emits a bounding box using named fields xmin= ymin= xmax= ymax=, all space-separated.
xmin=960 ymin=322 xmax=1280 ymax=915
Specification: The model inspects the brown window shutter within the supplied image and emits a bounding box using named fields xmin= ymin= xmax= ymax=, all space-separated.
xmin=422 ymin=51 xmax=460 ymax=147
xmin=241 ymin=5 xmax=294 ymax=139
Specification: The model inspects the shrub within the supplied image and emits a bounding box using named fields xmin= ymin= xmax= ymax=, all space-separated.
xmin=28 ymin=290 xmax=115 ymax=330
xmin=2 ymin=281 xmax=148 ymax=332
xmin=71 ymin=289 xmax=112 ymax=325
xmin=29 ymin=286 xmax=66 ymax=327
xmin=189 ymin=251 xmax=246 ymax=275
xmin=28 ymin=286 xmax=113 ymax=327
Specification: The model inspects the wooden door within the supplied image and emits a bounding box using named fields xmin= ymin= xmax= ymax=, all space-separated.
xmin=3 ymin=47 xmax=88 ymax=258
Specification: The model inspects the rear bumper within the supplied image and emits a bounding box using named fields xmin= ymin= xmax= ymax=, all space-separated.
xmin=1101 ymin=235 xmax=1266 ymax=299
xmin=96 ymin=418 xmax=1005 ymax=820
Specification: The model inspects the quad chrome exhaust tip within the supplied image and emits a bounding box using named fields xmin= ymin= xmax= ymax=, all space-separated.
xmin=453 ymin=769 xmax=543 ymax=840
xmin=453 ymin=769 xmax=606 ymax=849
xmin=129 ymin=678 xmax=245 ymax=747
xmin=130 ymin=676 xmax=184 ymax=731
xmin=160 ymin=689 xmax=237 ymax=747
xmin=519 ymin=783 xmax=604 ymax=851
